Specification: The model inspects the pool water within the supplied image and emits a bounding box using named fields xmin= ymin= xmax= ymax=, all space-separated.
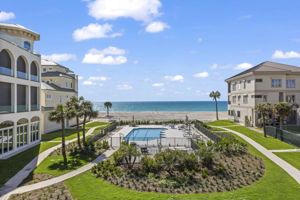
xmin=124 ymin=128 xmax=165 ymax=141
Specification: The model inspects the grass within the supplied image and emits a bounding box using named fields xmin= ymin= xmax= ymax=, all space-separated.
xmin=41 ymin=129 xmax=84 ymax=142
xmin=34 ymin=154 xmax=93 ymax=176
xmin=92 ymin=124 xmax=111 ymax=135
xmin=225 ymin=126 xmax=297 ymax=150
xmin=85 ymin=122 xmax=110 ymax=128
xmin=205 ymin=120 xmax=237 ymax=126
xmin=274 ymin=152 xmax=300 ymax=170
xmin=65 ymin=132 xmax=300 ymax=200
xmin=0 ymin=142 xmax=60 ymax=186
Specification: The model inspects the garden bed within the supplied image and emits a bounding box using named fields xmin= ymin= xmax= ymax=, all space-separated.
xmin=91 ymin=138 xmax=265 ymax=194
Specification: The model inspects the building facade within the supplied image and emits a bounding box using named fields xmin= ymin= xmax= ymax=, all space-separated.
xmin=40 ymin=60 xmax=78 ymax=134
xmin=0 ymin=23 xmax=41 ymax=159
xmin=226 ymin=61 xmax=300 ymax=127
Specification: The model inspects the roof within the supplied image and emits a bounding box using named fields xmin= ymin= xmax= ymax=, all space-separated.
xmin=225 ymin=61 xmax=300 ymax=82
xmin=0 ymin=22 xmax=40 ymax=40
xmin=41 ymin=59 xmax=73 ymax=73
xmin=41 ymin=71 xmax=75 ymax=79
xmin=41 ymin=82 xmax=77 ymax=93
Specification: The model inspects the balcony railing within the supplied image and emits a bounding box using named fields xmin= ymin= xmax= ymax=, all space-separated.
xmin=31 ymin=104 xmax=40 ymax=111
xmin=0 ymin=105 xmax=13 ymax=114
xmin=17 ymin=71 xmax=28 ymax=79
xmin=0 ymin=66 xmax=13 ymax=76
xmin=30 ymin=75 xmax=39 ymax=82
xmin=41 ymin=106 xmax=55 ymax=111
xmin=17 ymin=105 xmax=28 ymax=112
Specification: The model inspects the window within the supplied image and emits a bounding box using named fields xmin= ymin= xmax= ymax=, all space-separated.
xmin=71 ymin=83 xmax=73 ymax=88
xmin=243 ymin=95 xmax=248 ymax=104
xmin=279 ymin=92 xmax=284 ymax=102
xmin=232 ymin=96 xmax=237 ymax=103
xmin=286 ymin=95 xmax=295 ymax=103
xmin=243 ymin=80 xmax=246 ymax=89
xmin=272 ymin=79 xmax=282 ymax=88
xmin=237 ymin=111 xmax=241 ymax=118
xmin=232 ymin=84 xmax=236 ymax=91
xmin=66 ymin=82 xmax=68 ymax=87
xmin=253 ymin=95 xmax=262 ymax=98
xmin=228 ymin=110 xmax=231 ymax=115
xmin=263 ymin=95 xmax=268 ymax=102
xmin=256 ymin=79 xmax=263 ymax=83
xmin=43 ymin=68 xmax=46 ymax=72
xmin=46 ymin=94 xmax=52 ymax=99
xmin=238 ymin=96 xmax=241 ymax=102
xmin=247 ymin=80 xmax=251 ymax=83
xmin=286 ymin=80 xmax=296 ymax=88
xmin=24 ymin=41 xmax=31 ymax=50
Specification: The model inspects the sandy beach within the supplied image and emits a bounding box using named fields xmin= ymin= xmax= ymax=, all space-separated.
xmin=97 ymin=111 xmax=227 ymax=122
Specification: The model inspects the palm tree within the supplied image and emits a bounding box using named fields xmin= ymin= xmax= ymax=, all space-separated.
xmin=209 ymin=91 xmax=221 ymax=120
xmin=104 ymin=102 xmax=112 ymax=117
xmin=274 ymin=102 xmax=292 ymax=129
xmin=255 ymin=103 xmax=273 ymax=137
xmin=48 ymin=104 xmax=72 ymax=166
xmin=66 ymin=96 xmax=84 ymax=149
xmin=81 ymin=100 xmax=96 ymax=145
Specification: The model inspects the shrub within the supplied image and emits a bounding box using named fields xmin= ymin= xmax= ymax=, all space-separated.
xmin=197 ymin=147 xmax=215 ymax=168
xmin=113 ymin=151 xmax=124 ymax=166
xmin=215 ymin=138 xmax=248 ymax=155
xmin=141 ymin=156 xmax=159 ymax=173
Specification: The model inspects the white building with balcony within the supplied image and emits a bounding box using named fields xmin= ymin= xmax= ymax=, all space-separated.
xmin=0 ymin=23 xmax=41 ymax=159
xmin=225 ymin=61 xmax=300 ymax=127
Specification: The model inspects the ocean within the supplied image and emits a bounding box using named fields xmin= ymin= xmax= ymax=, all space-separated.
xmin=93 ymin=101 xmax=228 ymax=112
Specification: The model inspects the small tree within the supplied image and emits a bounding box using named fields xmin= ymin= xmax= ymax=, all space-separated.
xmin=66 ymin=96 xmax=84 ymax=148
xmin=48 ymin=104 xmax=72 ymax=166
xmin=104 ymin=102 xmax=112 ymax=117
xmin=255 ymin=103 xmax=273 ymax=137
xmin=209 ymin=91 xmax=221 ymax=120
xmin=119 ymin=142 xmax=141 ymax=169
xmin=81 ymin=101 xmax=97 ymax=145
xmin=274 ymin=102 xmax=292 ymax=129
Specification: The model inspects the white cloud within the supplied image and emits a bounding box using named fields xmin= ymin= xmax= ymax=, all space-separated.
xmin=0 ymin=11 xmax=15 ymax=21
xmin=78 ymin=76 xmax=84 ymax=80
xmin=41 ymin=54 xmax=76 ymax=62
xmin=88 ymin=76 xmax=110 ymax=81
xmin=87 ymin=0 xmax=162 ymax=22
xmin=83 ymin=80 xmax=96 ymax=85
xmin=152 ymin=82 xmax=164 ymax=87
xmin=164 ymin=75 xmax=184 ymax=82
xmin=117 ymin=83 xmax=133 ymax=90
xmin=234 ymin=62 xmax=253 ymax=70
xmin=82 ymin=47 xmax=127 ymax=65
xmin=210 ymin=64 xmax=219 ymax=69
xmin=193 ymin=72 xmax=209 ymax=78
xmin=145 ymin=21 xmax=169 ymax=33
xmin=209 ymin=64 xmax=231 ymax=70
xmin=272 ymin=50 xmax=300 ymax=59
xmin=197 ymin=37 xmax=203 ymax=43
xmin=73 ymin=23 xmax=122 ymax=41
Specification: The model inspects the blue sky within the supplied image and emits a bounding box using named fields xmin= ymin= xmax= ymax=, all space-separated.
xmin=2 ymin=0 xmax=300 ymax=101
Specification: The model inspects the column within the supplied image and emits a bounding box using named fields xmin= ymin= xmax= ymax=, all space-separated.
xmin=12 ymin=83 xmax=17 ymax=113
xmin=28 ymin=86 xmax=31 ymax=111
xmin=27 ymin=122 xmax=31 ymax=144
xmin=13 ymin=122 xmax=17 ymax=151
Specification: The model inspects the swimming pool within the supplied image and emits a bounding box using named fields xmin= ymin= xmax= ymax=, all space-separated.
xmin=124 ymin=128 xmax=165 ymax=141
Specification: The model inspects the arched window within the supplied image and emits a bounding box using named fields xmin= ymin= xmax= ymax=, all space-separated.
xmin=0 ymin=49 xmax=12 ymax=76
xmin=17 ymin=57 xmax=27 ymax=79
xmin=24 ymin=41 xmax=31 ymax=51
xmin=30 ymin=62 xmax=39 ymax=81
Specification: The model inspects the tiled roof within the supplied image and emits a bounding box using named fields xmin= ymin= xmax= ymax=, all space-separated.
xmin=41 ymin=82 xmax=77 ymax=93
xmin=41 ymin=71 xmax=75 ymax=79
xmin=41 ymin=59 xmax=73 ymax=73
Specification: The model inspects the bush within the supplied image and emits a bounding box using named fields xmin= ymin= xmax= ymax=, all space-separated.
xmin=215 ymin=138 xmax=248 ymax=155
xmin=91 ymin=160 xmax=121 ymax=179
xmin=141 ymin=156 xmax=159 ymax=173
xmin=197 ymin=147 xmax=215 ymax=168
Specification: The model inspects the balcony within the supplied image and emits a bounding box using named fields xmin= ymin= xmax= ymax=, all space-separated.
xmin=0 ymin=105 xmax=13 ymax=114
xmin=31 ymin=104 xmax=40 ymax=111
xmin=41 ymin=106 xmax=55 ymax=111
xmin=0 ymin=66 xmax=13 ymax=76
xmin=30 ymin=75 xmax=39 ymax=82
xmin=17 ymin=105 xmax=28 ymax=112
xmin=17 ymin=71 xmax=28 ymax=79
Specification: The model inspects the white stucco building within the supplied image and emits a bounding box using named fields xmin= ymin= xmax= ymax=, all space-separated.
xmin=226 ymin=61 xmax=300 ymax=127
xmin=41 ymin=60 xmax=78 ymax=134
xmin=0 ymin=23 xmax=41 ymax=159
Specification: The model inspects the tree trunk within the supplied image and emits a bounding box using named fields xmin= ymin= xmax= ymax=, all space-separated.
xmin=76 ymin=116 xmax=81 ymax=149
xmin=106 ymin=107 xmax=109 ymax=117
xmin=61 ymin=119 xmax=68 ymax=167
xmin=83 ymin=115 xmax=87 ymax=146
xmin=263 ymin=116 xmax=266 ymax=137
xmin=215 ymin=99 xmax=219 ymax=120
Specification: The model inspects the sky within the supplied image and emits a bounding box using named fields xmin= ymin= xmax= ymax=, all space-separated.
xmin=1 ymin=0 xmax=300 ymax=102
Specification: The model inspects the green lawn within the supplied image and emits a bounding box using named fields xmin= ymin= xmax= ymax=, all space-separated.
xmin=41 ymin=129 xmax=84 ymax=142
xmin=34 ymin=154 xmax=93 ymax=176
xmin=85 ymin=122 xmax=110 ymax=128
xmin=205 ymin=120 xmax=237 ymax=126
xmin=92 ymin=124 xmax=111 ymax=135
xmin=65 ymin=133 xmax=300 ymax=200
xmin=274 ymin=152 xmax=300 ymax=170
xmin=225 ymin=126 xmax=296 ymax=150
xmin=0 ymin=142 xmax=60 ymax=186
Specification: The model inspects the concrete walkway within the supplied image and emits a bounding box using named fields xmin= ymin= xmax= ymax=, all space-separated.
xmin=271 ymin=149 xmax=300 ymax=153
xmin=0 ymin=124 xmax=107 ymax=197
xmin=0 ymin=148 xmax=117 ymax=200
xmin=215 ymin=126 xmax=300 ymax=184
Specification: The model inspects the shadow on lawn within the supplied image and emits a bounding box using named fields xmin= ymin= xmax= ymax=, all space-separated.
xmin=48 ymin=154 xmax=92 ymax=171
